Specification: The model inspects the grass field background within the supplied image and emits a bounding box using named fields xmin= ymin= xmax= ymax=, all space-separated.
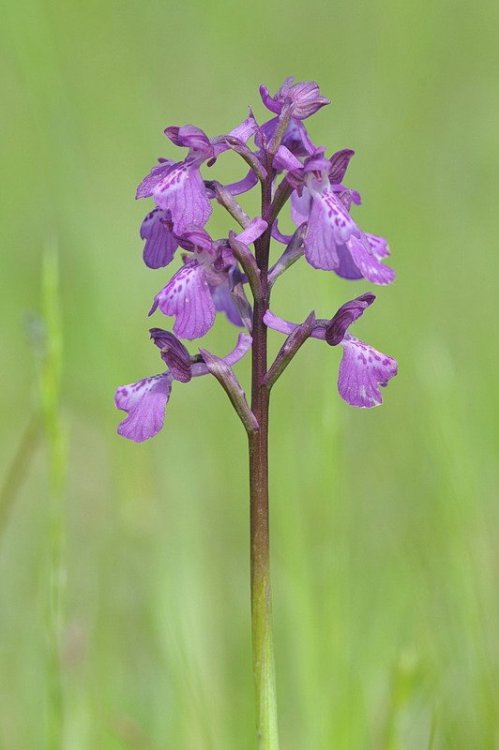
xmin=2 ymin=1 xmax=499 ymax=748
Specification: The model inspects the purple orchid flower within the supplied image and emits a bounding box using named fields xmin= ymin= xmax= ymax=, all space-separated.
xmin=149 ymin=219 xmax=267 ymax=340
xmin=264 ymin=293 xmax=397 ymax=408
xmin=136 ymin=118 xmax=258 ymax=234
xmin=260 ymin=77 xmax=330 ymax=120
xmin=118 ymin=81 xmax=398 ymax=747
xmin=274 ymin=146 xmax=395 ymax=285
xmin=115 ymin=332 xmax=252 ymax=442
xmin=254 ymin=77 xmax=329 ymax=159
xmin=136 ymin=126 xmax=213 ymax=235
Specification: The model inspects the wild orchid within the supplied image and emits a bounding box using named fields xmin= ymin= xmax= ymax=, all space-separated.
xmin=115 ymin=76 xmax=397 ymax=750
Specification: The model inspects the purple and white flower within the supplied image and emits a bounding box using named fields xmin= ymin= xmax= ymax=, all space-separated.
xmin=264 ymin=293 xmax=397 ymax=408
xmin=116 ymin=333 xmax=252 ymax=442
xmin=149 ymin=219 xmax=267 ymax=340
xmin=274 ymin=146 xmax=395 ymax=285
xmin=137 ymin=118 xmax=258 ymax=235
xmin=136 ymin=126 xmax=213 ymax=235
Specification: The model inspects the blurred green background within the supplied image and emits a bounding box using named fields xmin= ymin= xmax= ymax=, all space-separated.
xmin=1 ymin=0 xmax=499 ymax=748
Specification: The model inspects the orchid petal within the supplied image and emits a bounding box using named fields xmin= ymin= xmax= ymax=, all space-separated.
xmin=151 ymin=164 xmax=212 ymax=234
xmin=366 ymin=233 xmax=390 ymax=259
xmin=154 ymin=261 xmax=215 ymax=339
xmin=302 ymin=189 xmax=359 ymax=270
xmin=337 ymin=235 xmax=396 ymax=286
xmin=176 ymin=226 xmax=213 ymax=253
xmin=260 ymin=78 xmax=329 ymax=120
xmin=259 ymin=84 xmax=281 ymax=115
xmin=221 ymin=169 xmax=259 ymax=197
xmin=338 ymin=335 xmax=397 ymax=408
xmin=325 ymin=293 xmax=375 ymax=346
xmin=140 ymin=209 xmax=178 ymax=268
xmin=334 ymin=243 xmax=364 ymax=280
xmin=164 ymin=125 xmax=213 ymax=159
xmin=136 ymin=160 xmax=174 ymax=199
xmin=291 ymin=189 xmax=312 ymax=226
xmin=115 ymin=373 xmax=172 ymax=442
xmin=149 ymin=328 xmax=192 ymax=383
xmin=259 ymin=117 xmax=316 ymax=157
xmin=211 ymin=284 xmax=244 ymax=327
xmin=271 ymin=220 xmax=293 ymax=245
xmin=329 ymin=149 xmax=355 ymax=184
xmin=273 ymin=145 xmax=302 ymax=172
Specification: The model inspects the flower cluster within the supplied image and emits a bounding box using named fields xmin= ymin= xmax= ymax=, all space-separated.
xmin=116 ymin=77 xmax=397 ymax=441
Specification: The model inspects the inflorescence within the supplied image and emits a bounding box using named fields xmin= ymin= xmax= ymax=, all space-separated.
xmin=116 ymin=77 xmax=397 ymax=441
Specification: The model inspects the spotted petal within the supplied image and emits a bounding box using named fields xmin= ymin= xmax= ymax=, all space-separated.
xmin=304 ymin=191 xmax=358 ymax=270
xmin=136 ymin=160 xmax=174 ymax=199
xmin=336 ymin=234 xmax=395 ymax=285
xmin=338 ymin=335 xmax=397 ymax=408
xmin=154 ymin=261 xmax=215 ymax=339
xmin=366 ymin=233 xmax=390 ymax=259
xmin=151 ymin=163 xmax=212 ymax=234
xmin=115 ymin=373 xmax=172 ymax=442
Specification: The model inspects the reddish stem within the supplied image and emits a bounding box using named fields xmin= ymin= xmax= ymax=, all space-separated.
xmin=249 ymin=168 xmax=279 ymax=748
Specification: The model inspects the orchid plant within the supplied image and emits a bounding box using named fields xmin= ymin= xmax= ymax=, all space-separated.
xmin=115 ymin=77 xmax=397 ymax=749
